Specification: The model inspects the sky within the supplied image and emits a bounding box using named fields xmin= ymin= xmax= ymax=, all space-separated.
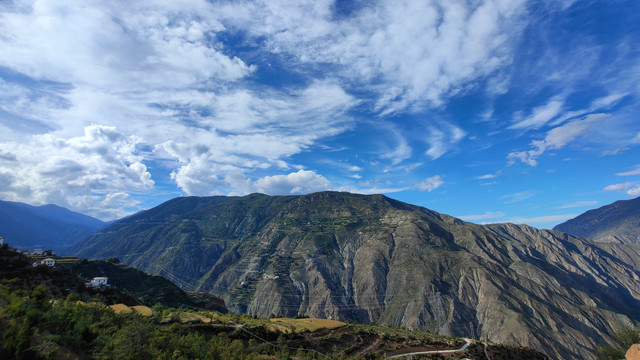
xmin=0 ymin=0 xmax=639 ymax=229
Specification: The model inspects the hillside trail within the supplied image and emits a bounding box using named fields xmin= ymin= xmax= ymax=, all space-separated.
xmin=386 ymin=338 xmax=472 ymax=359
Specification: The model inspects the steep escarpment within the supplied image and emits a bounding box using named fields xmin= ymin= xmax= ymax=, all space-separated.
xmin=73 ymin=192 xmax=640 ymax=360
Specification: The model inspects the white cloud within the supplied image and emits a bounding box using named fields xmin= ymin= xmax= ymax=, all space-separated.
xmin=476 ymin=170 xmax=502 ymax=180
xmin=630 ymin=187 xmax=640 ymax=197
xmin=556 ymin=200 xmax=598 ymax=209
xmin=502 ymin=190 xmax=534 ymax=204
xmin=0 ymin=125 xmax=152 ymax=220
xmin=458 ymin=211 xmax=505 ymax=221
xmin=616 ymin=165 xmax=640 ymax=177
xmin=417 ymin=175 xmax=444 ymax=192
xmin=425 ymin=124 xmax=466 ymax=160
xmin=341 ymin=185 xmax=409 ymax=195
xmin=221 ymin=0 xmax=527 ymax=114
xmin=507 ymin=113 xmax=609 ymax=166
xmin=604 ymin=182 xmax=640 ymax=197
xmin=379 ymin=126 xmax=412 ymax=165
xmin=509 ymin=98 xmax=564 ymax=130
xmin=506 ymin=214 xmax=578 ymax=225
xmin=601 ymin=147 xmax=629 ymax=157
xmin=0 ymin=0 xmax=253 ymax=90
xmin=254 ymin=170 xmax=331 ymax=195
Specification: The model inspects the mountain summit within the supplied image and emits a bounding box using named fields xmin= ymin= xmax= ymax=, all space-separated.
xmin=554 ymin=196 xmax=640 ymax=244
xmin=72 ymin=191 xmax=640 ymax=360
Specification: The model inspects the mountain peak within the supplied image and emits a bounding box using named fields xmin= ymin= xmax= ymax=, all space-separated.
xmin=554 ymin=196 xmax=640 ymax=244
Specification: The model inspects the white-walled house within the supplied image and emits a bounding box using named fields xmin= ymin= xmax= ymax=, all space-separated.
xmin=41 ymin=258 xmax=55 ymax=267
xmin=33 ymin=249 xmax=44 ymax=255
xmin=0 ymin=237 xmax=4 ymax=246
xmin=87 ymin=277 xmax=109 ymax=287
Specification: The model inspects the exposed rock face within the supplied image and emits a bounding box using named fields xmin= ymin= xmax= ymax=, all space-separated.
xmin=72 ymin=192 xmax=640 ymax=360
xmin=554 ymin=196 xmax=640 ymax=244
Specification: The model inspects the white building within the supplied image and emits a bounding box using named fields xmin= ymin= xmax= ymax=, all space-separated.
xmin=32 ymin=249 xmax=44 ymax=255
xmin=87 ymin=277 xmax=109 ymax=287
xmin=0 ymin=237 xmax=4 ymax=246
xmin=41 ymin=258 xmax=55 ymax=267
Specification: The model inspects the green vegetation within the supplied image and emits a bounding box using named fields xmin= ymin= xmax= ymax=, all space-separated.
xmin=595 ymin=325 xmax=640 ymax=360
xmin=0 ymin=244 xmax=546 ymax=359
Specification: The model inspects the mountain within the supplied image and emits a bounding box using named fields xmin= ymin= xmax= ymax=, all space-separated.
xmin=0 ymin=200 xmax=106 ymax=250
xmin=554 ymin=196 xmax=640 ymax=244
xmin=0 ymin=246 xmax=545 ymax=360
xmin=71 ymin=192 xmax=640 ymax=360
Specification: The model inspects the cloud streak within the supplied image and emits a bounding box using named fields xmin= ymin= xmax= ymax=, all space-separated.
xmin=507 ymin=113 xmax=609 ymax=166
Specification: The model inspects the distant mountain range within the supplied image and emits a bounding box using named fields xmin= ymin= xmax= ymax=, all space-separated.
xmin=554 ymin=196 xmax=640 ymax=244
xmin=71 ymin=192 xmax=640 ymax=360
xmin=0 ymin=200 xmax=106 ymax=250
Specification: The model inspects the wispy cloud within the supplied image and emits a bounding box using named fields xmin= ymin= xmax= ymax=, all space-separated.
xmin=225 ymin=0 xmax=528 ymax=115
xmin=506 ymin=214 xmax=578 ymax=226
xmin=507 ymin=113 xmax=609 ymax=166
xmin=476 ymin=170 xmax=502 ymax=180
xmin=458 ymin=211 xmax=505 ymax=221
xmin=502 ymin=190 xmax=534 ymax=204
xmin=556 ymin=200 xmax=598 ymax=209
xmin=601 ymin=147 xmax=629 ymax=157
xmin=509 ymin=98 xmax=564 ymax=130
xmin=425 ymin=124 xmax=466 ymax=160
xmin=616 ymin=165 xmax=640 ymax=177
xmin=416 ymin=175 xmax=444 ymax=192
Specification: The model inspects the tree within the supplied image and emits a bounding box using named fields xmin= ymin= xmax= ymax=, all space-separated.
xmin=106 ymin=257 xmax=120 ymax=264
xmin=596 ymin=325 xmax=640 ymax=360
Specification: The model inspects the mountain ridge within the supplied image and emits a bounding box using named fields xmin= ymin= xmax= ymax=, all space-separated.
xmin=554 ymin=196 xmax=640 ymax=244
xmin=0 ymin=200 xmax=106 ymax=250
xmin=72 ymin=191 xmax=640 ymax=360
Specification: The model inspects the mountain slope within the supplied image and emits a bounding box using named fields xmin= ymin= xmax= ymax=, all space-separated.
xmin=72 ymin=192 xmax=640 ymax=360
xmin=0 ymin=200 xmax=106 ymax=250
xmin=554 ymin=196 xmax=640 ymax=244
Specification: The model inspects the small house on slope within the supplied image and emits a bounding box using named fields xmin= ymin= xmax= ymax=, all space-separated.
xmin=41 ymin=258 xmax=55 ymax=267
xmin=86 ymin=277 xmax=109 ymax=287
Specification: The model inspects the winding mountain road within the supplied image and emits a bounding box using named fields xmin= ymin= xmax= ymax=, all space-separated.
xmin=386 ymin=338 xmax=473 ymax=359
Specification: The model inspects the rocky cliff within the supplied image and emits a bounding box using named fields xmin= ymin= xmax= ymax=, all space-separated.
xmin=72 ymin=192 xmax=640 ymax=359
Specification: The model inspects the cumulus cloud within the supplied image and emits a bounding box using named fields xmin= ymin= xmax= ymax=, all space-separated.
xmin=254 ymin=170 xmax=331 ymax=195
xmin=507 ymin=113 xmax=609 ymax=166
xmin=0 ymin=125 xmax=152 ymax=219
xmin=604 ymin=182 xmax=640 ymax=197
xmin=417 ymin=175 xmax=444 ymax=192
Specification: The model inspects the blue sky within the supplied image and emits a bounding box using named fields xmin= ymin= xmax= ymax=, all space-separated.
xmin=0 ymin=0 xmax=639 ymax=228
